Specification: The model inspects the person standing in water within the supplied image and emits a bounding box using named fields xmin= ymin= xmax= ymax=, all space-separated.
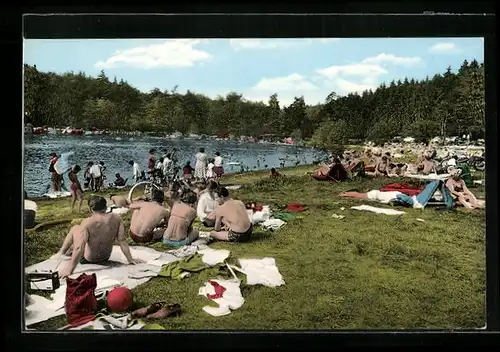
xmin=48 ymin=153 xmax=61 ymax=192
xmin=147 ymin=148 xmax=157 ymax=180
xmin=68 ymin=165 xmax=84 ymax=212
xmin=129 ymin=160 xmax=144 ymax=184
xmin=183 ymin=161 xmax=194 ymax=180
xmin=194 ymin=147 xmax=208 ymax=180
xmin=213 ymin=151 xmax=224 ymax=181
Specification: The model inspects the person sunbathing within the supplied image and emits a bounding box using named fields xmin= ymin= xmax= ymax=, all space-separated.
xmin=163 ymin=192 xmax=199 ymax=246
xmin=366 ymin=155 xmax=390 ymax=177
xmin=129 ymin=189 xmax=170 ymax=243
xmin=445 ymin=168 xmax=484 ymax=209
xmin=339 ymin=189 xmax=402 ymax=204
xmin=54 ymin=195 xmax=143 ymax=279
xmin=417 ymin=154 xmax=436 ymax=175
xmin=210 ymin=187 xmax=253 ymax=243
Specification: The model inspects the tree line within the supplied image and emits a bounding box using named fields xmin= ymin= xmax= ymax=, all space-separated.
xmin=24 ymin=59 xmax=484 ymax=149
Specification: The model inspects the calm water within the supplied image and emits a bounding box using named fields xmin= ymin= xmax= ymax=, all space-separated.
xmin=23 ymin=135 xmax=326 ymax=196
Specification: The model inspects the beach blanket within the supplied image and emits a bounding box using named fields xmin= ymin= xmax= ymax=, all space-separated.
xmin=261 ymin=218 xmax=286 ymax=231
xmin=42 ymin=191 xmax=72 ymax=199
xmin=379 ymin=183 xmax=424 ymax=197
xmin=24 ymin=246 xmax=178 ymax=326
xmin=351 ymin=205 xmax=405 ymax=216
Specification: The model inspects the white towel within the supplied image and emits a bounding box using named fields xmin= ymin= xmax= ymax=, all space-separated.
xmin=250 ymin=206 xmax=271 ymax=224
xmin=260 ymin=218 xmax=285 ymax=231
xmin=198 ymin=279 xmax=244 ymax=317
xmin=351 ymin=205 xmax=405 ymax=216
xmin=238 ymin=258 xmax=285 ymax=287
xmin=197 ymin=248 xmax=230 ymax=266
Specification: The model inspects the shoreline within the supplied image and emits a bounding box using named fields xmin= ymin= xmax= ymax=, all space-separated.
xmin=28 ymin=164 xmax=316 ymax=203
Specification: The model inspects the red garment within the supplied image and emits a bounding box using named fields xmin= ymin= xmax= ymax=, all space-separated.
xmin=183 ymin=166 xmax=194 ymax=175
xmin=286 ymin=203 xmax=305 ymax=212
xmin=65 ymin=273 xmax=98 ymax=327
xmin=206 ymin=280 xmax=226 ymax=299
xmin=379 ymin=183 xmax=424 ymax=197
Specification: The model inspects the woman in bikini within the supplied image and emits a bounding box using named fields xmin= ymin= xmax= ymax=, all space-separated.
xmin=445 ymin=168 xmax=484 ymax=209
xmin=68 ymin=165 xmax=84 ymax=212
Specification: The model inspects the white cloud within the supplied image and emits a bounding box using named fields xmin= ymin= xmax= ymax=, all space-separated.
xmin=428 ymin=42 xmax=460 ymax=54
xmin=229 ymin=38 xmax=340 ymax=50
xmin=95 ymin=39 xmax=212 ymax=69
xmin=361 ymin=53 xmax=421 ymax=66
xmin=252 ymin=73 xmax=318 ymax=92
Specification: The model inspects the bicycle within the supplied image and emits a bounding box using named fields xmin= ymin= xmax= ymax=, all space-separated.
xmin=127 ymin=166 xmax=183 ymax=202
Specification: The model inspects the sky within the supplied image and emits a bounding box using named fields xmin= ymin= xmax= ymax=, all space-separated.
xmin=23 ymin=37 xmax=484 ymax=107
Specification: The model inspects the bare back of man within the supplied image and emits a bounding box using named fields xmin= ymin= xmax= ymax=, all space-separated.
xmin=129 ymin=201 xmax=170 ymax=243
xmin=211 ymin=195 xmax=252 ymax=243
xmin=55 ymin=195 xmax=141 ymax=278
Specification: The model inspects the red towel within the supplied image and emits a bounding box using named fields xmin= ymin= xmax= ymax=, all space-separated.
xmin=379 ymin=183 xmax=424 ymax=197
xmin=207 ymin=280 xmax=226 ymax=299
xmin=286 ymin=203 xmax=305 ymax=212
xmin=65 ymin=273 xmax=98 ymax=327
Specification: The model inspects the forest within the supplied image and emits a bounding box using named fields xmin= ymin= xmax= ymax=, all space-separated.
xmin=24 ymin=59 xmax=485 ymax=148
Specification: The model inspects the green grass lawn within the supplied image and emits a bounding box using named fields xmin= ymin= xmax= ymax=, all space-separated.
xmin=25 ymin=165 xmax=486 ymax=330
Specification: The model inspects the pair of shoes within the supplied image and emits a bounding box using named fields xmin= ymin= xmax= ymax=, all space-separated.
xmin=131 ymin=302 xmax=182 ymax=319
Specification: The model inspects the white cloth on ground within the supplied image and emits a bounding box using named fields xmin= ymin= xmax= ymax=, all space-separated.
xmin=43 ymin=191 xmax=71 ymax=199
xmin=198 ymin=279 xmax=244 ymax=317
xmin=238 ymin=258 xmax=285 ymax=287
xmin=249 ymin=206 xmax=271 ymax=224
xmin=351 ymin=205 xmax=405 ymax=215
xmin=260 ymin=218 xmax=285 ymax=231
xmin=366 ymin=190 xmax=402 ymax=204
xmin=197 ymin=248 xmax=230 ymax=266
xmin=24 ymin=246 xmax=177 ymax=326
xmin=404 ymin=173 xmax=450 ymax=181
xmin=225 ymin=185 xmax=242 ymax=190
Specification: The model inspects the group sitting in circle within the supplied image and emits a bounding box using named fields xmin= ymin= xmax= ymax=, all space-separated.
xmin=53 ymin=178 xmax=254 ymax=279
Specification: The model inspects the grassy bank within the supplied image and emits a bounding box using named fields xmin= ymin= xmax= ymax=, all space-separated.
xmin=26 ymin=165 xmax=486 ymax=330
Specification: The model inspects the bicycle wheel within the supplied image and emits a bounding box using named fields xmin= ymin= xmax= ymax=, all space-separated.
xmin=128 ymin=181 xmax=162 ymax=202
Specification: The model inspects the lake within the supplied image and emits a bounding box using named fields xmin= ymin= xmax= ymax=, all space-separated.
xmin=23 ymin=135 xmax=327 ymax=196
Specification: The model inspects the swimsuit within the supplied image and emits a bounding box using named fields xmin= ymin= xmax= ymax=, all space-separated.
xmin=79 ymin=257 xmax=108 ymax=265
xmin=129 ymin=229 xmax=153 ymax=243
xmin=228 ymin=225 xmax=253 ymax=243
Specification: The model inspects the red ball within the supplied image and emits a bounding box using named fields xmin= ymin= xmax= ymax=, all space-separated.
xmin=107 ymin=287 xmax=134 ymax=312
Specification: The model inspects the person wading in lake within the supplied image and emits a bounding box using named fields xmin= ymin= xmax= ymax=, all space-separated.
xmin=213 ymin=151 xmax=224 ymax=182
xmin=147 ymin=148 xmax=157 ymax=180
xmin=194 ymin=147 xmax=208 ymax=180
xmin=129 ymin=188 xmax=170 ymax=243
xmin=129 ymin=160 xmax=144 ymax=184
xmin=83 ymin=162 xmax=93 ymax=190
xmin=210 ymin=187 xmax=253 ymax=243
xmin=53 ymin=195 xmax=144 ymax=279
xmin=48 ymin=153 xmax=61 ymax=192
xmin=68 ymin=165 xmax=84 ymax=213
xmin=89 ymin=161 xmax=103 ymax=192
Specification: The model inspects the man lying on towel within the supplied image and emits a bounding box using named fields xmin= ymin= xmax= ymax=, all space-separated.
xmin=210 ymin=187 xmax=253 ymax=243
xmin=54 ymin=195 xmax=144 ymax=279
xmin=129 ymin=188 xmax=170 ymax=243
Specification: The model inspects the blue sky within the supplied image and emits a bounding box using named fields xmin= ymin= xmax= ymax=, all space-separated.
xmin=24 ymin=37 xmax=483 ymax=106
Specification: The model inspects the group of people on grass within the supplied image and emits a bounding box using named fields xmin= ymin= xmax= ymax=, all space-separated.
xmin=54 ymin=179 xmax=253 ymax=279
xmin=314 ymin=148 xmax=483 ymax=210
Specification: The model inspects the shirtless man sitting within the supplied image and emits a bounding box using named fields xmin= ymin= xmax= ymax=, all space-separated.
xmin=210 ymin=187 xmax=253 ymax=243
xmin=54 ymin=195 xmax=143 ymax=279
xmin=129 ymin=189 xmax=170 ymax=243
xmin=163 ymin=192 xmax=199 ymax=246
xmin=110 ymin=194 xmax=130 ymax=208
xmin=417 ymin=154 xmax=436 ymax=175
